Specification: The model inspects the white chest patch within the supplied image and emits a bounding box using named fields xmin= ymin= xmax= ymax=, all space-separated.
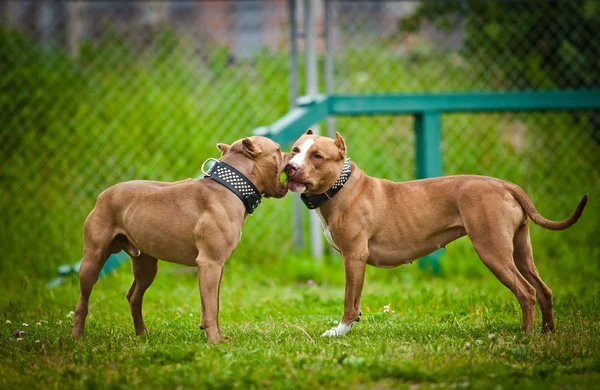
xmin=289 ymin=138 xmax=315 ymax=168
xmin=316 ymin=209 xmax=339 ymax=251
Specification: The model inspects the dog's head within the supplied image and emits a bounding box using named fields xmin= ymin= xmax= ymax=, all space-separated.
xmin=217 ymin=136 xmax=290 ymax=198
xmin=286 ymin=129 xmax=347 ymax=194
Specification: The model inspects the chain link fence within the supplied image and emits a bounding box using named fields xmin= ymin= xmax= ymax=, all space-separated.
xmin=327 ymin=0 xmax=600 ymax=254
xmin=1 ymin=0 xmax=599 ymax=277
xmin=0 ymin=1 xmax=296 ymax=276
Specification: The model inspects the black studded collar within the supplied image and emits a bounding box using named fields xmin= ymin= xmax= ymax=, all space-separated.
xmin=203 ymin=159 xmax=262 ymax=214
xmin=301 ymin=159 xmax=352 ymax=210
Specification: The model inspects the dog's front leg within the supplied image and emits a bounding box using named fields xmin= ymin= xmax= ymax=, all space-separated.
xmin=197 ymin=257 xmax=225 ymax=344
xmin=322 ymin=250 xmax=368 ymax=337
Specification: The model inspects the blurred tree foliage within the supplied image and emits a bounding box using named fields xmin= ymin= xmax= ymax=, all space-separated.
xmin=399 ymin=0 xmax=600 ymax=90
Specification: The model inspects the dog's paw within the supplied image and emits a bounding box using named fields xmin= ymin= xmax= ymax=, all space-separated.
xmin=321 ymin=322 xmax=353 ymax=337
xmin=321 ymin=328 xmax=340 ymax=337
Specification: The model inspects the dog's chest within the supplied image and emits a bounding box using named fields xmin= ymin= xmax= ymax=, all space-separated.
xmin=316 ymin=209 xmax=339 ymax=251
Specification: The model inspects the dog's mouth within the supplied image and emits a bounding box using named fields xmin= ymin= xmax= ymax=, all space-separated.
xmin=263 ymin=185 xmax=288 ymax=199
xmin=266 ymin=168 xmax=289 ymax=198
xmin=288 ymin=179 xmax=312 ymax=193
xmin=276 ymin=182 xmax=289 ymax=198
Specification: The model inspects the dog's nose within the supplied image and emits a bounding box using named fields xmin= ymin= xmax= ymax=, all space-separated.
xmin=287 ymin=162 xmax=300 ymax=177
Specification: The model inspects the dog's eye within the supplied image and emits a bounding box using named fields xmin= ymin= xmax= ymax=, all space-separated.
xmin=292 ymin=147 xmax=300 ymax=154
xmin=313 ymin=153 xmax=324 ymax=160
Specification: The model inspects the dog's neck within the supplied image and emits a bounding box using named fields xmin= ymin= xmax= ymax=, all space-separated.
xmin=220 ymin=153 xmax=252 ymax=173
xmin=311 ymin=162 xmax=362 ymax=223
xmin=219 ymin=154 xmax=261 ymax=190
xmin=205 ymin=154 xmax=266 ymax=215
xmin=301 ymin=158 xmax=352 ymax=210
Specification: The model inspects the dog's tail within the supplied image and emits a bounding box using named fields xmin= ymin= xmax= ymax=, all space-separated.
xmin=507 ymin=184 xmax=587 ymax=231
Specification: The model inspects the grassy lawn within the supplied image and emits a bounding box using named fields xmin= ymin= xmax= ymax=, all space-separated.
xmin=1 ymin=239 xmax=599 ymax=389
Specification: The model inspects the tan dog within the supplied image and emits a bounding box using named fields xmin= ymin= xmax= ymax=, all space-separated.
xmin=71 ymin=136 xmax=289 ymax=343
xmin=286 ymin=130 xmax=587 ymax=337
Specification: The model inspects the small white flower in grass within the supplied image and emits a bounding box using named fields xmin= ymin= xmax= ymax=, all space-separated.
xmin=5 ymin=320 xmax=11 ymax=324
xmin=66 ymin=311 xmax=75 ymax=318
xmin=488 ymin=333 xmax=496 ymax=340
xmin=17 ymin=338 xmax=22 ymax=341
xmin=36 ymin=322 xmax=42 ymax=327
xmin=333 ymin=320 xmax=339 ymax=325
xmin=383 ymin=305 xmax=390 ymax=314
xmin=35 ymin=340 xmax=40 ymax=344
xmin=57 ymin=320 xmax=63 ymax=325
xmin=22 ymin=323 xmax=28 ymax=327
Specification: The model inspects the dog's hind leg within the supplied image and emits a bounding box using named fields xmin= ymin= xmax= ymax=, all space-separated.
xmin=513 ymin=223 xmax=555 ymax=333
xmin=463 ymin=203 xmax=537 ymax=332
xmin=471 ymin=237 xmax=537 ymax=332
xmin=71 ymin=214 xmax=113 ymax=338
xmin=127 ymin=253 xmax=158 ymax=335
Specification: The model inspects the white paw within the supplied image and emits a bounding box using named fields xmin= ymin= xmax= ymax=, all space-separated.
xmin=321 ymin=322 xmax=352 ymax=337
xmin=321 ymin=328 xmax=341 ymax=337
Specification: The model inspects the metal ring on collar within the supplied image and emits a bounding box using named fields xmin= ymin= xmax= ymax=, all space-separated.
xmin=201 ymin=158 xmax=219 ymax=176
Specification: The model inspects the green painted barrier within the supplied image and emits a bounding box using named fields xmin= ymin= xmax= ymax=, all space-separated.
xmin=415 ymin=111 xmax=443 ymax=274
xmin=47 ymin=252 xmax=130 ymax=288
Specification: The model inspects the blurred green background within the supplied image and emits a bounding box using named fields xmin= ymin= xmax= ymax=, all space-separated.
xmin=0 ymin=0 xmax=598 ymax=281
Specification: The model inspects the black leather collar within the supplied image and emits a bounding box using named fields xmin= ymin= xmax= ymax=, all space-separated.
xmin=301 ymin=159 xmax=352 ymax=210
xmin=203 ymin=160 xmax=262 ymax=214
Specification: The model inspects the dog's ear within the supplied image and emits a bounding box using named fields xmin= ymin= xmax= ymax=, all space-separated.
xmin=216 ymin=143 xmax=230 ymax=157
xmin=242 ymin=138 xmax=262 ymax=158
xmin=334 ymin=132 xmax=347 ymax=159
xmin=306 ymin=128 xmax=314 ymax=135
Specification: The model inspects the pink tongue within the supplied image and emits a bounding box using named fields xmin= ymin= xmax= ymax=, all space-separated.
xmin=288 ymin=182 xmax=306 ymax=193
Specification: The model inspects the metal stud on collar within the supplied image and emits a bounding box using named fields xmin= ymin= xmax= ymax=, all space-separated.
xmin=301 ymin=159 xmax=352 ymax=209
xmin=203 ymin=160 xmax=262 ymax=214
xmin=331 ymin=159 xmax=351 ymax=190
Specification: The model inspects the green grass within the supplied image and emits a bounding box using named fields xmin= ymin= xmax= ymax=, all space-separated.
xmin=2 ymin=238 xmax=599 ymax=389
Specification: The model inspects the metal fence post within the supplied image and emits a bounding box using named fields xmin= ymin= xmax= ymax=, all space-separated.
xmin=415 ymin=111 xmax=443 ymax=274
xmin=324 ymin=0 xmax=335 ymax=139
xmin=304 ymin=0 xmax=324 ymax=259
xmin=323 ymin=0 xmax=337 ymax=255
xmin=288 ymin=0 xmax=304 ymax=250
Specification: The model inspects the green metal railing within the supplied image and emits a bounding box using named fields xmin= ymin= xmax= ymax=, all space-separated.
xmin=255 ymin=89 xmax=600 ymax=273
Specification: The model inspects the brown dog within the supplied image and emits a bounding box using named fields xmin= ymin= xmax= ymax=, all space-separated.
xmin=71 ymin=136 xmax=289 ymax=343
xmin=286 ymin=130 xmax=587 ymax=337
